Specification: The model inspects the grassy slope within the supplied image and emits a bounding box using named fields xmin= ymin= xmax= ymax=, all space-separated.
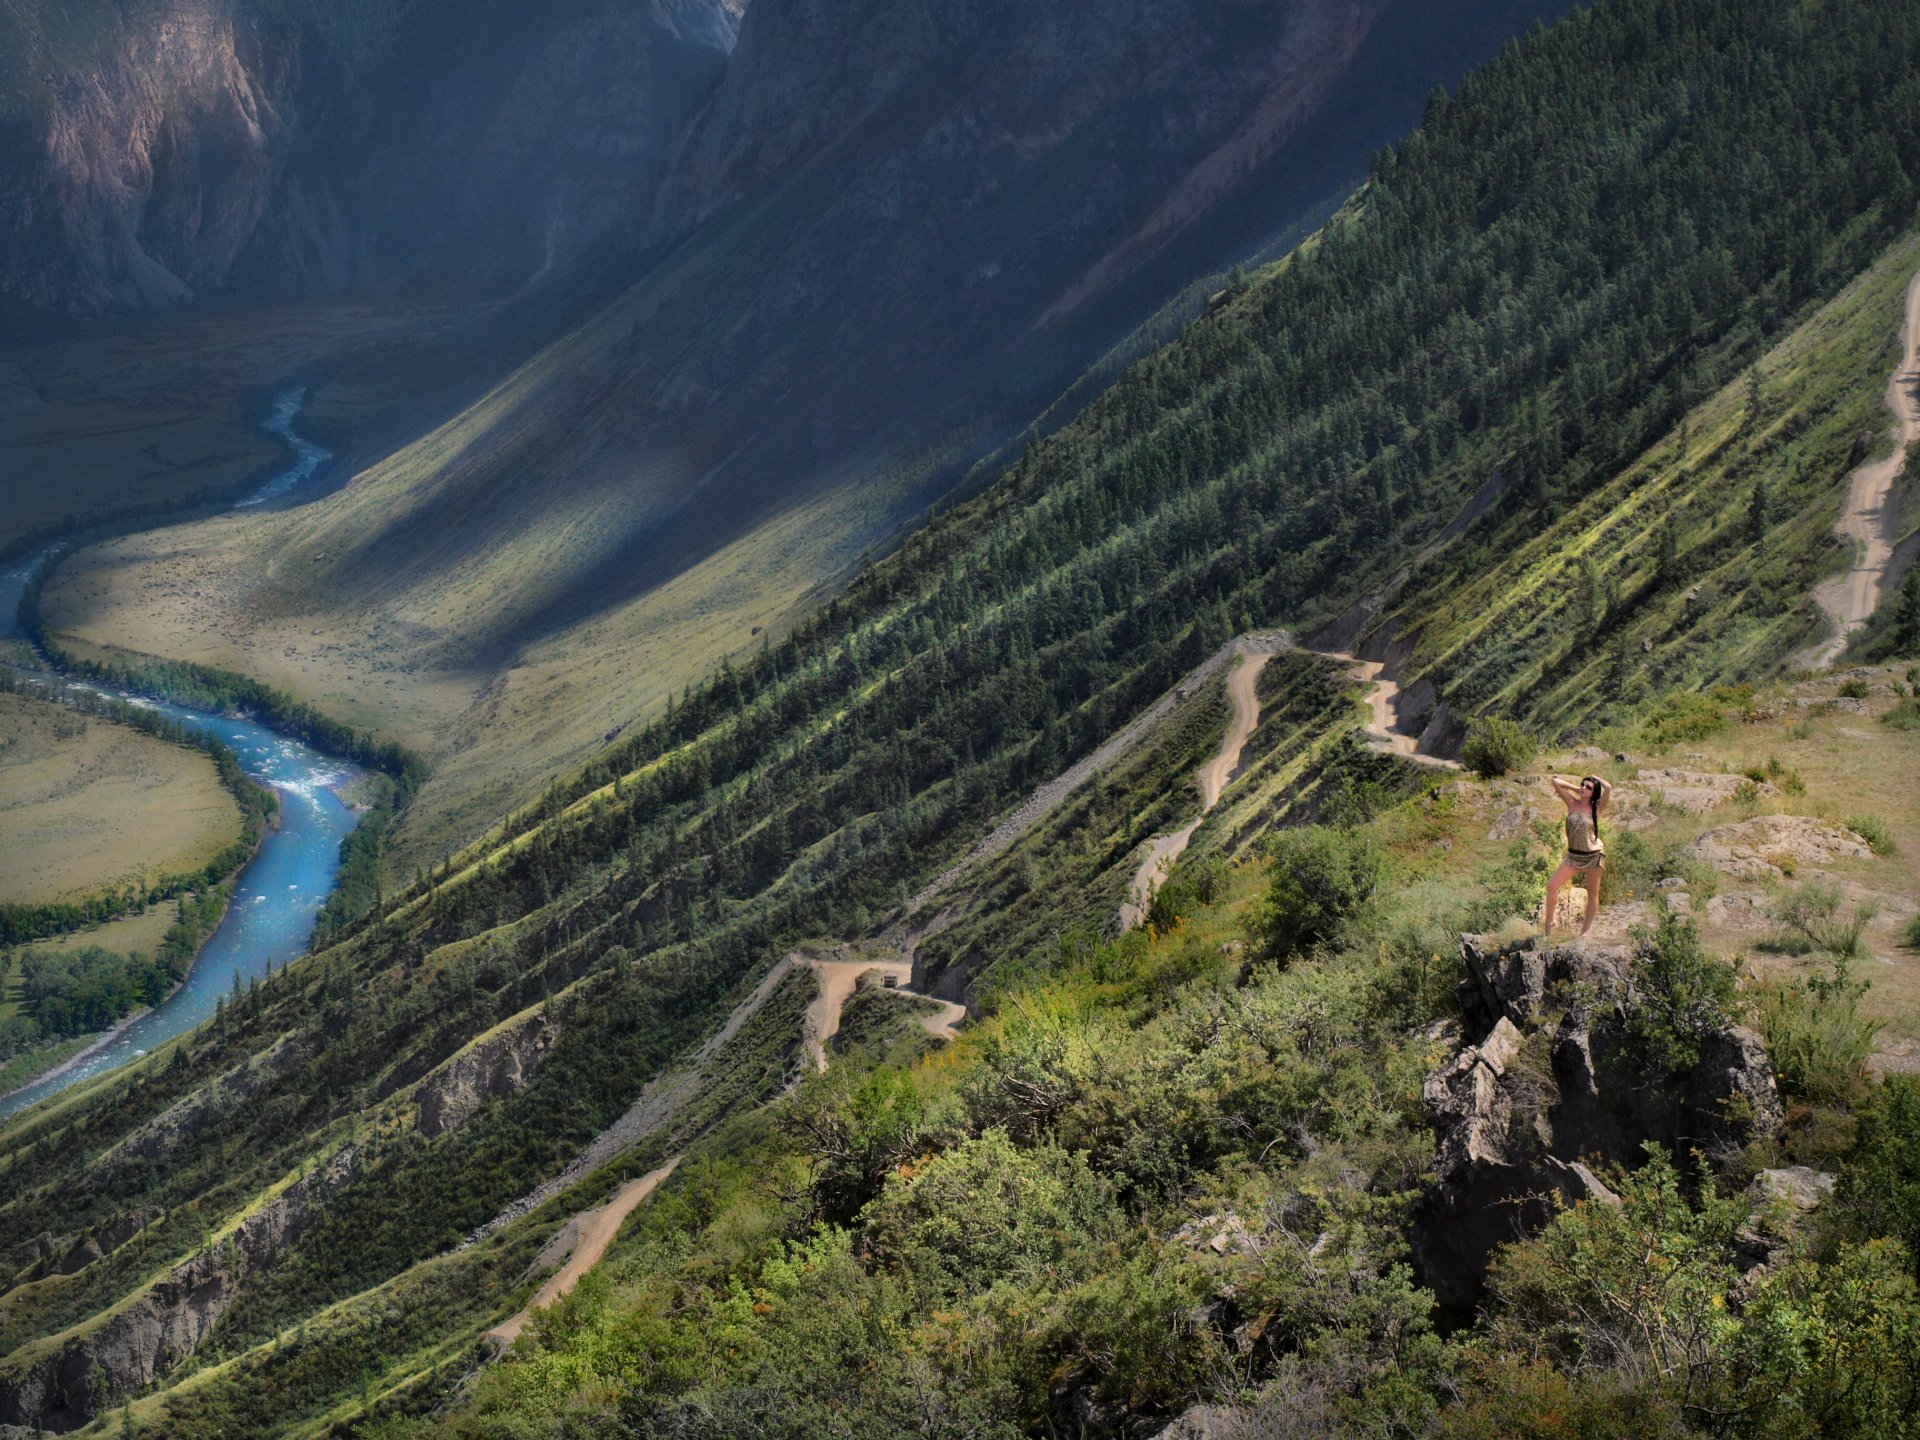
xmin=1383 ymin=235 xmax=1920 ymax=732
xmin=6 ymin=3 xmax=1920 ymax=1430
xmin=0 ymin=690 xmax=241 ymax=905
xmin=357 ymin=666 xmax=1920 ymax=1440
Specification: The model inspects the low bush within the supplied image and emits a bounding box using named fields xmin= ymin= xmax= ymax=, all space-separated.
xmin=1252 ymin=826 xmax=1384 ymax=962
xmin=1770 ymin=881 xmax=1879 ymax=959
xmin=1755 ymin=956 xmax=1880 ymax=1104
xmin=1636 ymin=688 xmax=1741 ymax=747
xmin=1462 ymin=717 xmax=1536 ymax=777
xmin=1849 ymin=813 xmax=1898 ymax=855
xmin=1625 ymin=912 xmax=1737 ymax=1075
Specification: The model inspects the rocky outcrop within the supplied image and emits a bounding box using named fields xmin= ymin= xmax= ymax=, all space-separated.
xmin=1413 ymin=933 xmax=1782 ymax=1318
xmin=1737 ymin=1166 xmax=1835 ymax=1270
xmin=1 ymin=1209 xmax=162 ymax=1297
xmin=0 ymin=0 xmax=741 ymax=315
xmin=90 ymin=1034 xmax=310 ymax=1180
xmin=1688 ymin=814 xmax=1872 ymax=882
xmin=0 ymin=1147 xmax=357 ymax=1433
xmin=1635 ymin=768 xmax=1782 ymax=813
xmin=415 ymin=1011 xmax=559 ymax=1139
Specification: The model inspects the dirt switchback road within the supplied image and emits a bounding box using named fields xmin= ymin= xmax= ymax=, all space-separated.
xmin=485 ymin=1158 xmax=683 ymax=1353
xmin=1118 ymin=647 xmax=1271 ymax=931
xmin=1806 ymin=265 xmax=1920 ymax=669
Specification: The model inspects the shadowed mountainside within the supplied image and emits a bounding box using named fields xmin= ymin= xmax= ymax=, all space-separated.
xmin=0 ymin=0 xmax=743 ymax=316
xmin=36 ymin=0 xmax=1576 ymax=857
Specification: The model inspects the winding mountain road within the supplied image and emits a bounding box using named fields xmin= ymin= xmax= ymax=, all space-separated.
xmin=1323 ymin=651 xmax=1463 ymax=771
xmin=1118 ymin=647 xmax=1271 ymax=930
xmin=1805 ymin=266 xmax=1920 ymax=669
xmin=802 ymin=957 xmax=966 ymax=1070
xmin=484 ymin=1159 xmax=682 ymax=1354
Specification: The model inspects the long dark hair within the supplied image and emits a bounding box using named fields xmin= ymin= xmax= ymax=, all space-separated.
xmin=1581 ymin=775 xmax=1603 ymax=838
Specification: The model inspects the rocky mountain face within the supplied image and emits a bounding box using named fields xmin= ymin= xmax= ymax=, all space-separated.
xmin=1413 ymin=933 xmax=1784 ymax=1317
xmin=0 ymin=0 xmax=742 ymax=316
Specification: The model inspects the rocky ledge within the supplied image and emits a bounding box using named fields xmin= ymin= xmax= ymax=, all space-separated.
xmin=1412 ymin=932 xmax=1782 ymax=1318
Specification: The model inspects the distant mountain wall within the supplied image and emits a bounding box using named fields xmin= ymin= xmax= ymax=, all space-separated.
xmin=0 ymin=0 xmax=743 ymax=316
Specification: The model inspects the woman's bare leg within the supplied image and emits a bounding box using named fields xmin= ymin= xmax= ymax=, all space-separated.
xmin=1579 ymin=864 xmax=1603 ymax=936
xmin=1543 ymin=861 xmax=1574 ymax=933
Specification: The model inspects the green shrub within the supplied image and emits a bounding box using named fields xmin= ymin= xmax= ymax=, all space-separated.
xmin=1771 ymin=881 xmax=1880 ymax=958
xmin=1145 ymin=854 xmax=1228 ymax=930
xmin=1252 ymin=825 xmax=1384 ymax=961
xmin=1755 ymin=956 xmax=1880 ymax=1104
xmin=1882 ymin=696 xmax=1920 ymax=731
xmin=1906 ymin=913 xmax=1920 ymax=949
xmin=1636 ymin=689 xmax=1734 ymax=746
xmin=1850 ymin=813 xmax=1898 ymax=855
xmin=1625 ymin=912 xmax=1737 ymax=1075
xmin=1762 ymin=754 xmax=1808 ymax=794
xmin=1838 ymin=676 xmax=1872 ymax=699
xmin=1596 ymin=827 xmax=1657 ymax=901
xmin=1840 ymin=1077 xmax=1920 ymax=1264
xmin=1465 ymin=838 xmax=1556 ymax=931
xmin=1462 ymin=717 xmax=1537 ymax=777
xmin=862 ymin=1129 xmax=1118 ymax=1295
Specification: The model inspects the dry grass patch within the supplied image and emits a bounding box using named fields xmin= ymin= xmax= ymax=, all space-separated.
xmin=0 ymin=693 xmax=241 ymax=905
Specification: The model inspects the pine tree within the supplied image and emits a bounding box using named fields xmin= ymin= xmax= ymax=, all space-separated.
xmin=1897 ymin=567 xmax=1920 ymax=654
xmin=1748 ymin=478 xmax=1772 ymax=544
xmin=1656 ymin=515 xmax=1682 ymax=588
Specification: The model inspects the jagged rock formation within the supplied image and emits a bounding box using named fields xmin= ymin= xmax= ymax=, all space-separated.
xmin=0 ymin=1209 xmax=159 ymax=1296
xmin=1687 ymin=814 xmax=1873 ymax=882
xmin=415 ymin=1011 xmax=559 ymax=1138
xmin=0 ymin=1146 xmax=357 ymax=1431
xmin=89 ymin=1033 xmax=310 ymax=1180
xmin=1412 ymin=933 xmax=1783 ymax=1317
xmin=0 ymin=0 xmax=742 ymax=315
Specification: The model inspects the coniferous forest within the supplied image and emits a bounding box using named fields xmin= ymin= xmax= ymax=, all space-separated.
xmin=4 ymin=1 xmax=1920 ymax=1436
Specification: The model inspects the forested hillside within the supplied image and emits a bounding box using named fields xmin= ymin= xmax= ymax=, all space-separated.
xmin=4 ymin=0 xmax=1920 ymax=1433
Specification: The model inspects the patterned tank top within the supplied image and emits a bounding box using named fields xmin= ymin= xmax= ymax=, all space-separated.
xmin=1565 ymin=808 xmax=1603 ymax=855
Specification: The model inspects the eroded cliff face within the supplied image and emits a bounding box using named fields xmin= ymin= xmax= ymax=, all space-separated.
xmin=0 ymin=1146 xmax=358 ymax=1432
xmin=0 ymin=2 xmax=299 ymax=313
xmin=0 ymin=0 xmax=742 ymax=315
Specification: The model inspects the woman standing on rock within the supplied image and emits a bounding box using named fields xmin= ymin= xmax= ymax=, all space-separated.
xmin=1543 ymin=773 xmax=1612 ymax=937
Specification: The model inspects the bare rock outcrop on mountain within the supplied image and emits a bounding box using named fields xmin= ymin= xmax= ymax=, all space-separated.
xmin=1412 ymin=932 xmax=1782 ymax=1317
xmin=415 ymin=1011 xmax=560 ymax=1139
xmin=0 ymin=1147 xmax=358 ymax=1432
xmin=0 ymin=0 xmax=742 ymax=315
xmin=1687 ymin=813 xmax=1873 ymax=882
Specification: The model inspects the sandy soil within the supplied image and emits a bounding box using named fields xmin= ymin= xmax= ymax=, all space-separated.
xmin=484 ymin=1158 xmax=682 ymax=1353
xmin=1805 ymin=265 xmax=1920 ymax=668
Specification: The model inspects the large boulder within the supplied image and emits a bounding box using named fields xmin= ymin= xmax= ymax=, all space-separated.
xmin=1413 ymin=933 xmax=1781 ymax=1319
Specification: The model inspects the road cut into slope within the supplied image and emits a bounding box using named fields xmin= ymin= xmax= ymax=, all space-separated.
xmin=1319 ymin=650 xmax=1464 ymax=772
xmin=801 ymin=956 xmax=968 ymax=1070
xmin=1805 ymin=265 xmax=1920 ymax=668
xmin=1118 ymin=646 xmax=1271 ymax=931
xmin=485 ymin=1158 xmax=683 ymax=1354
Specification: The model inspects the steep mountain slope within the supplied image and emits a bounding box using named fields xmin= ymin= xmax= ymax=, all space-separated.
xmin=6 ymin=0 xmax=1920 ymax=1432
xmin=35 ymin=0 xmax=1576 ymax=859
xmin=0 ymin=0 xmax=742 ymax=316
